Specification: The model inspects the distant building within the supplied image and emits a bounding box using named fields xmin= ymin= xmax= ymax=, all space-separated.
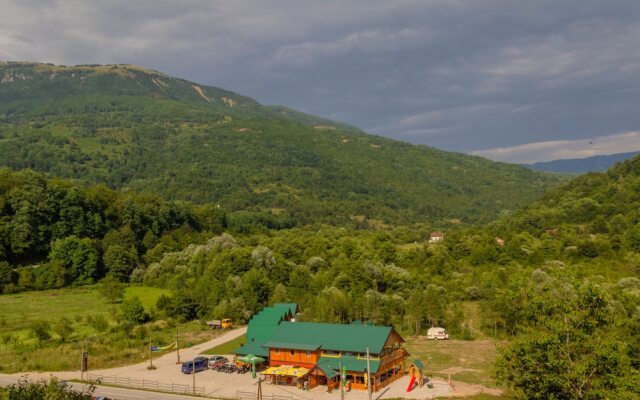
xmin=429 ymin=231 xmax=444 ymax=242
xmin=495 ymin=237 xmax=505 ymax=246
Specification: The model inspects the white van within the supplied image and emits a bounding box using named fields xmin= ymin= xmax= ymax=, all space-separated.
xmin=427 ymin=327 xmax=449 ymax=340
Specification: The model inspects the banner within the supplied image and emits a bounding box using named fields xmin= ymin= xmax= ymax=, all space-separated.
xmin=151 ymin=342 xmax=177 ymax=352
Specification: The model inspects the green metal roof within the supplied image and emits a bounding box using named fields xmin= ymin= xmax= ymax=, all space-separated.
xmin=317 ymin=360 xmax=338 ymax=378
xmin=274 ymin=303 xmax=299 ymax=316
xmin=262 ymin=341 xmax=320 ymax=351
xmin=267 ymin=322 xmax=394 ymax=354
xmin=234 ymin=304 xmax=298 ymax=356
xmin=411 ymin=359 xmax=425 ymax=370
xmin=317 ymin=355 xmax=381 ymax=374
xmin=234 ymin=341 xmax=269 ymax=358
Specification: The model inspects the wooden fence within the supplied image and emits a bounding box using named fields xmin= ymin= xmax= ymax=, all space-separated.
xmin=87 ymin=372 xmax=205 ymax=396
xmin=237 ymin=390 xmax=300 ymax=400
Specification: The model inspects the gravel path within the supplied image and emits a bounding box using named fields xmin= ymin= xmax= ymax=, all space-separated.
xmin=16 ymin=326 xmax=497 ymax=399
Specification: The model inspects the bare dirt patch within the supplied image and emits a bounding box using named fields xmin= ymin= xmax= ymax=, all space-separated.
xmin=192 ymin=85 xmax=212 ymax=103
xmin=221 ymin=96 xmax=237 ymax=107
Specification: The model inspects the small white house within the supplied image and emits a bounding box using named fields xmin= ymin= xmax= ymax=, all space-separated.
xmin=427 ymin=327 xmax=449 ymax=340
xmin=429 ymin=232 xmax=444 ymax=243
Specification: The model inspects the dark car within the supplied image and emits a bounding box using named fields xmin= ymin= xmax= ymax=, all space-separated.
xmin=181 ymin=356 xmax=209 ymax=374
xmin=208 ymin=355 xmax=228 ymax=368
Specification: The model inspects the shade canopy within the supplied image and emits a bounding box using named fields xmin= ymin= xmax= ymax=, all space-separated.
xmin=237 ymin=354 xmax=265 ymax=364
xmin=261 ymin=365 xmax=310 ymax=378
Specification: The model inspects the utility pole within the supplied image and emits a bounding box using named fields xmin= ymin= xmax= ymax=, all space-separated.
xmin=257 ymin=378 xmax=263 ymax=400
xmin=366 ymin=347 xmax=372 ymax=400
xmin=149 ymin=338 xmax=154 ymax=369
xmin=176 ymin=324 xmax=181 ymax=364
xmin=192 ymin=359 xmax=196 ymax=395
xmin=339 ymin=362 xmax=344 ymax=400
xmin=80 ymin=341 xmax=84 ymax=381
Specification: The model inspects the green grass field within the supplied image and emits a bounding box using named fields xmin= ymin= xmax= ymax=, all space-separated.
xmin=202 ymin=334 xmax=246 ymax=355
xmin=0 ymin=286 xmax=219 ymax=373
xmin=404 ymin=337 xmax=501 ymax=388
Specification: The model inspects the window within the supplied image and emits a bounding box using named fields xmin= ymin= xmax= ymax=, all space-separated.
xmin=274 ymin=349 xmax=280 ymax=355
xmin=305 ymin=351 xmax=311 ymax=357
xmin=290 ymin=349 xmax=295 ymax=356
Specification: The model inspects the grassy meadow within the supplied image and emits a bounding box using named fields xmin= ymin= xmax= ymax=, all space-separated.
xmin=404 ymin=337 xmax=500 ymax=388
xmin=202 ymin=334 xmax=246 ymax=355
xmin=0 ymin=286 xmax=220 ymax=373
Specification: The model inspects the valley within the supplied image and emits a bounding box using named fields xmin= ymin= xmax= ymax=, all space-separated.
xmin=0 ymin=63 xmax=638 ymax=399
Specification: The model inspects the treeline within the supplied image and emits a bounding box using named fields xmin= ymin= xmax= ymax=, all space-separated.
xmin=0 ymin=168 xmax=294 ymax=293
xmin=502 ymin=155 xmax=640 ymax=242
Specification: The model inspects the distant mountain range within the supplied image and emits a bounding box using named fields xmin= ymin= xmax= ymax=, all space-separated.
xmin=0 ymin=62 xmax=560 ymax=225
xmin=525 ymin=151 xmax=640 ymax=174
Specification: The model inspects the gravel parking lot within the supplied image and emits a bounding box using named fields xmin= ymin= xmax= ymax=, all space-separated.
xmin=19 ymin=327 xmax=479 ymax=399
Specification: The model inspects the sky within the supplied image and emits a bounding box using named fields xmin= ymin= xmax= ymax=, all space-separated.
xmin=1 ymin=0 xmax=640 ymax=163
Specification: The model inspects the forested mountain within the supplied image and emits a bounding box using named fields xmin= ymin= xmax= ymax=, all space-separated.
xmin=504 ymin=154 xmax=640 ymax=239
xmin=526 ymin=151 xmax=640 ymax=173
xmin=2 ymin=157 xmax=634 ymax=399
xmin=0 ymin=62 xmax=559 ymax=226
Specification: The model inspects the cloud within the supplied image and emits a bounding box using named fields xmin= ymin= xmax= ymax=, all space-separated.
xmin=472 ymin=131 xmax=640 ymax=163
xmin=0 ymin=0 xmax=639 ymax=163
xmin=269 ymin=27 xmax=428 ymax=67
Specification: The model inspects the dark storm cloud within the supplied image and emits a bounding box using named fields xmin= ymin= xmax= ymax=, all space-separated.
xmin=1 ymin=0 xmax=639 ymax=162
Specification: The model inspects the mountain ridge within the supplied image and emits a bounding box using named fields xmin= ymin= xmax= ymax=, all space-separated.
xmin=525 ymin=151 xmax=640 ymax=174
xmin=0 ymin=62 xmax=561 ymax=225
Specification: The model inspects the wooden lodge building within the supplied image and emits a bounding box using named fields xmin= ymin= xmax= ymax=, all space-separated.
xmin=234 ymin=304 xmax=409 ymax=391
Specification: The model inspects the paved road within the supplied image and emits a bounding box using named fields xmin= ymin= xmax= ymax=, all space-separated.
xmin=0 ymin=373 xmax=206 ymax=399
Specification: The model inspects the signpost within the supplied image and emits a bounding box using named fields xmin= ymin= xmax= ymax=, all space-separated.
xmin=81 ymin=351 xmax=88 ymax=378
xmin=80 ymin=340 xmax=89 ymax=381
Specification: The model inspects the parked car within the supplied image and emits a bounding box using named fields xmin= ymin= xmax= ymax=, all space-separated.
xmin=181 ymin=356 xmax=209 ymax=374
xmin=208 ymin=355 xmax=228 ymax=368
xmin=427 ymin=327 xmax=449 ymax=340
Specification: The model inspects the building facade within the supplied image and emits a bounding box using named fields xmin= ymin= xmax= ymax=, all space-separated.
xmin=261 ymin=320 xmax=408 ymax=391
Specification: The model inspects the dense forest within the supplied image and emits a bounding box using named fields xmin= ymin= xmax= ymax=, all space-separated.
xmin=1 ymin=158 xmax=639 ymax=397
xmin=0 ymin=62 xmax=560 ymax=226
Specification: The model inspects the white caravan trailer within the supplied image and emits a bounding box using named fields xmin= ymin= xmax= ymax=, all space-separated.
xmin=427 ymin=327 xmax=449 ymax=340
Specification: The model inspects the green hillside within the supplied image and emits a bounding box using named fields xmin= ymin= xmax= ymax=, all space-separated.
xmin=0 ymin=62 xmax=560 ymax=225
xmin=504 ymin=154 xmax=640 ymax=237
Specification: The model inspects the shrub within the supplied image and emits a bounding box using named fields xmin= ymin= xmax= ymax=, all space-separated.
xmin=120 ymin=297 xmax=149 ymax=325
xmin=29 ymin=321 xmax=51 ymax=343
xmin=87 ymin=314 xmax=109 ymax=332
xmin=53 ymin=317 xmax=74 ymax=343
xmin=7 ymin=378 xmax=94 ymax=399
